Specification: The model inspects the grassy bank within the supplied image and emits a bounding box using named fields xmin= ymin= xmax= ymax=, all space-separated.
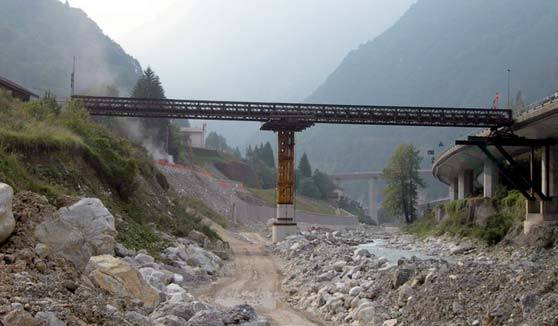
xmin=404 ymin=190 xmax=525 ymax=245
xmin=249 ymin=188 xmax=338 ymax=215
xmin=0 ymin=91 xmax=225 ymax=258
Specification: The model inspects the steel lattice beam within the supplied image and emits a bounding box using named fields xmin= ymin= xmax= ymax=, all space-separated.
xmin=73 ymin=96 xmax=513 ymax=128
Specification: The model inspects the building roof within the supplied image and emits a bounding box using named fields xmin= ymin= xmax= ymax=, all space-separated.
xmin=0 ymin=75 xmax=38 ymax=98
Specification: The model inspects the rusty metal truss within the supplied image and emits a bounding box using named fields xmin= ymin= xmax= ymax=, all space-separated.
xmin=73 ymin=96 xmax=513 ymax=128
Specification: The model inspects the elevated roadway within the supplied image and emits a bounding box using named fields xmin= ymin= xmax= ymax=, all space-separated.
xmin=330 ymin=170 xmax=434 ymax=224
xmin=433 ymin=95 xmax=558 ymax=232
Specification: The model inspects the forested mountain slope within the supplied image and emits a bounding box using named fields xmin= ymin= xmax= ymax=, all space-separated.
xmin=302 ymin=0 xmax=558 ymax=173
xmin=0 ymin=0 xmax=141 ymax=96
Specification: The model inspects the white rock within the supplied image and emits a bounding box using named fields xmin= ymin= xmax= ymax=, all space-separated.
xmin=349 ymin=286 xmax=363 ymax=297
xmin=332 ymin=261 xmax=347 ymax=272
xmin=0 ymin=183 xmax=15 ymax=244
xmin=35 ymin=198 xmax=117 ymax=269
xmin=317 ymin=270 xmax=336 ymax=282
xmin=35 ymin=312 xmax=66 ymax=326
xmin=172 ymin=273 xmax=184 ymax=283
xmin=135 ymin=253 xmax=155 ymax=266
xmin=383 ymin=319 xmax=398 ymax=326
xmin=354 ymin=248 xmax=371 ymax=258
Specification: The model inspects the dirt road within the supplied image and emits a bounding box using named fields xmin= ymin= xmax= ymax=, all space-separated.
xmin=203 ymin=227 xmax=322 ymax=326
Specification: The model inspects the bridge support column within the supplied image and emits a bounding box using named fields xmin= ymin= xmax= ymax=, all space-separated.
xmin=525 ymin=146 xmax=558 ymax=233
xmin=483 ymin=160 xmax=498 ymax=198
xmin=449 ymin=177 xmax=458 ymax=200
xmin=368 ymin=177 xmax=379 ymax=225
xmin=458 ymin=169 xmax=474 ymax=200
xmin=272 ymin=130 xmax=298 ymax=242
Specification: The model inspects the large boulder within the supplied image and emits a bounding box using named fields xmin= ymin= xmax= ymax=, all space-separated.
xmin=35 ymin=198 xmax=117 ymax=269
xmin=185 ymin=245 xmax=222 ymax=275
xmin=85 ymin=255 xmax=161 ymax=310
xmin=0 ymin=183 xmax=15 ymax=244
xmin=2 ymin=309 xmax=42 ymax=326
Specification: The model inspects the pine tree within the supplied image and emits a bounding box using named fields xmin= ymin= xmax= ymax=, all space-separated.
xmin=262 ymin=142 xmax=275 ymax=168
xmin=299 ymin=153 xmax=312 ymax=178
xmin=382 ymin=144 xmax=424 ymax=223
xmin=131 ymin=67 xmax=168 ymax=152
xmin=132 ymin=67 xmax=165 ymax=99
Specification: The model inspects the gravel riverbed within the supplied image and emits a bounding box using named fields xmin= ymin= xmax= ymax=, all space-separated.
xmin=273 ymin=227 xmax=558 ymax=326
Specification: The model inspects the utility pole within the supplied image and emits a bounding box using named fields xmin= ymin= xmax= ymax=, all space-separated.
xmin=507 ymin=68 xmax=511 ymax=110
xmin=71 ymin=56 xmax=76 ymax=96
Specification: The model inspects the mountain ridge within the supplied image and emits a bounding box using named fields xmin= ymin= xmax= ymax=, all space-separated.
xmin=0 ymin=0 xmax=142 ymax=96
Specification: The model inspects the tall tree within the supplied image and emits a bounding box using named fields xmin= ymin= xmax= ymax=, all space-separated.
xmin=131 ymin=67 xmax=169 ymax=152
xmin=382 ymin=144 xmax=424 ymax=223
xmin=262 ymin=142 xmax=275 ymax=168
xmin=299 ymin=153 xmax=312 ymax=178
xmin=132 ymin=67 xmax=165 ymax=99
xmin=312 ymin=169 xmax=336 ymax=200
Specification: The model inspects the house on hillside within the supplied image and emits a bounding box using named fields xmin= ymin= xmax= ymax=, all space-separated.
xmin=0 ymin=75 xmax=38 ymax=101
xmin=181 ymin=124 xmax=207 ymax=149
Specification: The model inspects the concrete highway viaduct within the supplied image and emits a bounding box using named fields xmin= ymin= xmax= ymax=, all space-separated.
xmin=330 ymin=170 xmax=434 ymax=224
xmin=433 ymin=94 xmax=558 ymax=233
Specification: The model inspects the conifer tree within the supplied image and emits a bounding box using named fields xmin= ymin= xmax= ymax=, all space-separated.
xmin=299 ymin=153 xmax=312 ymax=178
xmin=262 ymin=142 xmax=275 ymax=168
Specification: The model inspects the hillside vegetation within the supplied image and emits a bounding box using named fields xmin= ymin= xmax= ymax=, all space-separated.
xmin=300 ymin=0 xmax=558 ymax=176
xmin=405 ymin=190 xmax=525 ymax=245
xmin=0 ymin=91 xmax=225 ymax=258
xmin=0 ymin=0 xmax=141 ymax=96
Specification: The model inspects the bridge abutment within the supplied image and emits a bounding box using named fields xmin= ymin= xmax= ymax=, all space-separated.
xmin=525 ymin=145 xmax=558 ymax=233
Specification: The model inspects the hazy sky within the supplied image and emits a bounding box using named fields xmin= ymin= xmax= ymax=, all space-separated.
xmin=63 ymin=0 xmax=415 ymax=147
xmin=62 ymin=0 xmax=177 ymax=40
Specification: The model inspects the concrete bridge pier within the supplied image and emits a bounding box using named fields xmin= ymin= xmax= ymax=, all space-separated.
xmin=525 ymin=146 xmax=558 ymax=233
xmin=458 ymin=169 xmax=474 ymax=199
xmin=368 ymin=177 xmax=379 ymax=224
xmin=483 ymin=160 xmax=499 ymax=198
xmin=449 ymin=177 xmax=458 ymax=200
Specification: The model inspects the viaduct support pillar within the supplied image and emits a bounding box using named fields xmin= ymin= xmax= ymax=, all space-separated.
xmin=449 ymin=177 xmax=458 ymax=200
xmin=458 ymin=169 xmax=474 ymax=200
xmin=483 ymin=160 xmax=499 ymax=198
xmin=368 ymin=177 xmax=379 ymax=225
xmin=525 ymin=145 xmax=558 ymax=233
xmin=272 ymin=130 xmax=298 ymax=242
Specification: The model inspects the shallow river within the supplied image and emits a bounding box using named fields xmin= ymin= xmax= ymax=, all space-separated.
xmin=358 ymin=239 xmax=442 ymax=262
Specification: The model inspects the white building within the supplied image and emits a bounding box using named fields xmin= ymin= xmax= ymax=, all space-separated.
xmin=181 ymin=124 xmax=206 ymax=149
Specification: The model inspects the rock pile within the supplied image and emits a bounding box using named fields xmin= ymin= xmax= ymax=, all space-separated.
xmin=274 ymin=227 xmax=558 ymax=325
xmin=0 ymin=187 xmax=268 ymax=325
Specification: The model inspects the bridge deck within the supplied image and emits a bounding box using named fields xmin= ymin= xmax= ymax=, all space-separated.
xmin=73 ymin=96 xmax=513 ymax=128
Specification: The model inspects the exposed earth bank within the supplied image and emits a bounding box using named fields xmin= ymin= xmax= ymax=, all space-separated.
xmin=274 ymin=227 xmax=558 ymax=326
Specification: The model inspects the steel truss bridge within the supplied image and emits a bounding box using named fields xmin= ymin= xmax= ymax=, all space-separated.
xmin=73 ymin=95 xmax=514 ymax=241
xmin=73 ymin=96 xmax=512 ymax=129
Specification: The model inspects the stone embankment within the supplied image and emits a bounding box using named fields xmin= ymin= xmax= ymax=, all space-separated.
xmin=274 ymin=227 xmax=558 ymax=325
xmin=0 ymin=182 xmax=269 ymax=325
